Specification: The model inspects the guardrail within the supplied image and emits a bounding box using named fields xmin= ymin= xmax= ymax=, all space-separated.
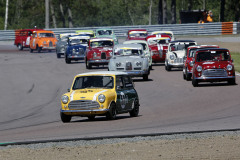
xmin=0 ymin=22 xmax=239 ymax=41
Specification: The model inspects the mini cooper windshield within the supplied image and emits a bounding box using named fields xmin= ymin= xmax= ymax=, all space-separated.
xmin=114 ymin=48 xmax=143 ymax=56
xmin=70 ymin=39 xmax=88 ymax=45
xmin=129 ymin=32 xmax=147 ymax=37
xmin=196 ymin=51 xmax=231 ymax=62
xmin=97 ymin=30 xmax=113 ymax=35
xmin=170 ymin=43 xmax=196 ymax=51
xmin=90 ymin=40 xmax=113 ymax=48
xmin=72 ymin=76 xmax=114 ymax=89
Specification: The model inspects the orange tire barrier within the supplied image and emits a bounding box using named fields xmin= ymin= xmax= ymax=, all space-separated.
xmin=222 ymin=22 xmax=233 ymax=34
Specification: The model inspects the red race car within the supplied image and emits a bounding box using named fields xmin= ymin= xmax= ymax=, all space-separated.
xmin=85 ymin=38 xmax=114 ymax=69
xmin=146 ymin=34 xmax=171 ymax=63
xmin=14 ymin=28 xmax=43 ymax=50
xmin=183 ymin=45 xmax=219 ymax=80
xmin=192 ymin=48 xmax=235 ymax=87
xmin=127 ymin=29 xmax=148 ymax=40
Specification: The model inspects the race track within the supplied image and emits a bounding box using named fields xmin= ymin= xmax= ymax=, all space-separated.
xmin=0 ymin=37 xmax=239 ymax=143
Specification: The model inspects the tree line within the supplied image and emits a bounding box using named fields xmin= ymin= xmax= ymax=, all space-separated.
xmin=0 ymin=0 xmax=239 ymax=30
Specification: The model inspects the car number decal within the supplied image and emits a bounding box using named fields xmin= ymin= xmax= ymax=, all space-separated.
xmin=120 ymin=92 xmax=128 ymax=109
xmin=70 ymin=91 xmax=75 ymax=101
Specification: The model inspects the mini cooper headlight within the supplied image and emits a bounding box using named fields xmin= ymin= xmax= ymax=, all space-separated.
xmin=189 ymin=61 xmax=194 ymax=67
xmin=61 ymin=95 xmax=69 ymax=104
xmin=98 ymin=94 xmax=105 ymax=103
xmin=72 ymin=48 xmax=76 ymax=54
xmin=116 ymin=62 xmax=121 ymax=67
xmin=227 ymin=65 xmax=233 ymax=71
xmin=93 ymin=52 xmax=97 ymax=57
xmin=170 ymin=54 xmax=175 ymax=60
xmin=196 ymin=65 xmax=202 ymax=72
xmin=136 ymin=61 xmax=142 ymax=66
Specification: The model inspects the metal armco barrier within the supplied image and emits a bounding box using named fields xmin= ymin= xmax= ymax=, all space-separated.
xmin=0 ymin=22 xmax=239 ymax=41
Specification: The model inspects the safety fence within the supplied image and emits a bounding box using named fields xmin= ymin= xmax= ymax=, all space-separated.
xmin=0 ymin=22 xmax=239 ymax=41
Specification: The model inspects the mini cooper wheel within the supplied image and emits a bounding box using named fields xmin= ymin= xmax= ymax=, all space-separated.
xmin=18 ymin=44 xmax=23 ymax=50
xmin=183 ymin=71 xmax=186 ymax=80
xmin=57 ymin=53 xmax=61 ymax=58
xmin=166 ymin=63 xmax=171 ymax=71
xmin=86 ymin=60 xmax=92 ymax=69
xmin=129 ymin=99 xmax=139 ymax=117
xmin=106 ymin=103 xmax=117 ymax=120
xmin=60 ymin=112 xmax=72 ymax=123
xmin=228 ymin=78 xmax=236 ymax=85
xmin=143 ymin=74 xmax=148 ymax=81
xmin=29 ymin=48 xmax=33 ymax=53
xmin=87 ymin=115 xmax=96 ymax=121
xmin=65 ymin=57 xmax=71 ymax=64
xmin=185 ymin=69 xmax=191 ymax=81
xmin=192 ymin=75 xmax=198 ymax=87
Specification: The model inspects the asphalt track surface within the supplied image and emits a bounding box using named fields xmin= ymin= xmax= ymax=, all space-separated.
xmin=0 ymin=37 xmax=239 ymax=144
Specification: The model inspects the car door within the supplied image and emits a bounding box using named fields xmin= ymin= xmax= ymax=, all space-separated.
xmin=122 ymin=76 xmax=136 ymax=111
xmin=115 ymin=76 xmax=129 ymax=113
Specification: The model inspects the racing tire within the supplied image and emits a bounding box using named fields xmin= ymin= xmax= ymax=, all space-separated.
xmin=65 ymin=57 xmax=71 ymax=64
xmin=37 ymin=46 xmax=42 ymax=53
xmin=143 ymin=74 xmax=148 ymax=81
xmin=149 ymin=65 xmax=153 ymax=70
xmin=185 ymin=69 xmax=191 ymax=81
xmin=86 ymin=60 xmax=92 ymax=69
xmin=228 ymin=78 xmax=236 ymax=85
xmin=57 ymin=54 xmax=61 ymax=58
xmin=18 ymin=44 xmax=23 ymax=50
xmin=129 ymin=99 xmax=139 ymax=117
xmin=183 ymin=71 xmax=186 ymax=80
xmin=60 ymin=112 xmax=72 ymax=123
xmin=106 ymin=103 xmax=117 ymax=120
xmin=192 ymin=75 xmax=198 ymax=87
xmin=165 ymin=63 xmax=171 ymax=71
xmin=87 ymin=115 xmax=96 ymax=121
xmin=30 ymin=48 xmax=33 ymax=53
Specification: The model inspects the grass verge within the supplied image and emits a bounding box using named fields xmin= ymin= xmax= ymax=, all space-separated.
xmin=231 ymin=52 xmax=240 ymax=72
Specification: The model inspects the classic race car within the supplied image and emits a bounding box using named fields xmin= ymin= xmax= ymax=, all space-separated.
xmin=76 ymin=30 xmax=95 ymax=38
xmin=165 ymin=40 xmax=197 ymax=71
xmin=65 ymin=35 xmax=90 ymax=64
xmin=146 ymin=35 xmax=171 ymax=64
xmin=183 ymin=45 xmax=219 ymax=80
xmin=29 ymin=30 xmax=58 ymax=53
xmin=96 ymin=28 xmax=118 ymax=44
xmin=123 ymin=40 xmax=152 ymax=70
xmin=108 ymin=44 xmax=150 ymax=80
xmin=85 ymin=38 xmax=114 ymax=69
xmin=14 ymin=28 xmax=43 ymax=50
xmin=192 ymin=48 xmax=236 ymax=87
xmin=60 ymin=71 xmax=140 ymax=122
xmin=151 ymin=31 xmax=175 ymax=41
xmin=127 ymin=29 xmax=148 ymax=40
xmin=56 ymin=33 xmax=76 ymax=58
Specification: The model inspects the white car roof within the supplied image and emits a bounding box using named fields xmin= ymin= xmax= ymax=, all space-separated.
xmin=76 ymin=71 xmax=128 ymax=76
xmin=151 ymin=31 xmax=173 ymax=35
xmin=123 ymin=40 xmax=148 ymax=44
xmin=114 ymin=44 xmax=143 ymax=50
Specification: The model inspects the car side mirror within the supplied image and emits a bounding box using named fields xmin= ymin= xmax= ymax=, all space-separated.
xmin=232 ymin=59 xmax=234 ymax=62
xmin=67 ymin=88 xmax=70 ymax=92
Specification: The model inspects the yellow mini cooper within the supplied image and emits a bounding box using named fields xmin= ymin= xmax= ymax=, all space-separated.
xmin=60 ymin=71 xmax=140 ymax=122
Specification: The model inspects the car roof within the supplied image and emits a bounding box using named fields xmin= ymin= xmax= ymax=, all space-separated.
xmin=114 ymin=44 xmax=143 ymax=49
xmin=123 ymin=40 xmax=148 ymax=44
xmin=195 ymin=48 xmax=229 ymax=53
xmin=76 ymin=71 xmax=128 ymax=76
xmin=151 ymin=31 xmax=173 ymax=34
xmin=170 ymin=40 xmax=196 ymax=43
xmin=96 ymin=28 xmax=113 ymax=31
xmin=35 ymin=30 xmax=55 ymax=33
xmin=90 ymin=37 xmax=114 ymax=41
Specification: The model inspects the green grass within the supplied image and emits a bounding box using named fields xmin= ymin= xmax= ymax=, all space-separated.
xmin=231 ymin=52 xmax=240 ymax=72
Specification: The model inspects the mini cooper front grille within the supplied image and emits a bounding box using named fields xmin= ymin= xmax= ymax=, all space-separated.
xmin=174 ymin=58 xmax=183 ymax=64
xmin=49 ymin=41 xmax=53 ymax=47
xmin=126 ymin=62 xmax=132 ymax=70
xmin=68 ymin=100 xmax=100 ymax=110
xmin=202 ymin=69 xmax=228 ymax=77
xmin=101 ymin=52 xmax=106 ymax=59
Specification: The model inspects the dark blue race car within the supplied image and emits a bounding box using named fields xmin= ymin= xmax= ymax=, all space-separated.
xmin=65 ymin=35 xmax=90 ymax=64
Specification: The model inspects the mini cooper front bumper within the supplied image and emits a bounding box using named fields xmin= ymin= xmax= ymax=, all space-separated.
xmin=88 ymin=59 xmax=109 ymax=65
